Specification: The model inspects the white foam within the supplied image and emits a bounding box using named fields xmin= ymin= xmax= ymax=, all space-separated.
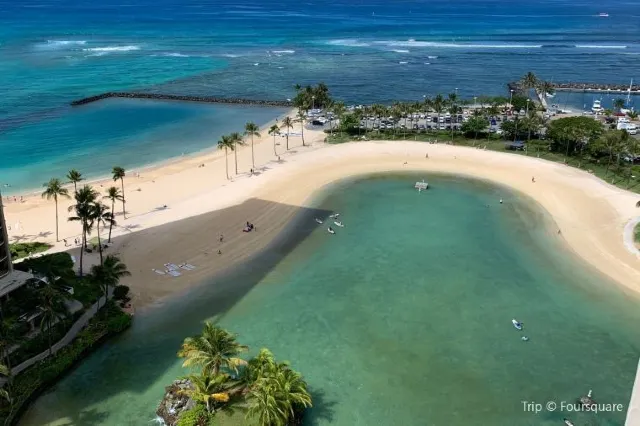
xmin=36 ymin=40 xmax=87 ymax=49
xmin=163 ymin=52 xmax=190 ymax=57
xmin=271 ymin=49 xmax=295 ymax=54
xmin=375 ymin=40 xmax=542 ymax=48
xmin=327 ymin=39 xmax=371 ymax=47
xmin=83 ymin=45 xmax=141 ymax=53
xmin=427 ymin=55 xmax=438 ymax=59
xmin=222 ymin=53 xmax=240 ymax=58
xmin=390 ymin=49 xmax=410 ymax=53
xmin=575 ymin=44 xmax=628 ymax=49
xmin=399 ymin=61 xmax=408 ymax=64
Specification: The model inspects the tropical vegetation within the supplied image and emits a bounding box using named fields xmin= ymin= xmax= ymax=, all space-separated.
xmin=41 ymin=178 xmax=70 ymax=242
xmin=164 ymin=322 xmax=312 ymax=426
xmin=8 ymin=242 xmax=52 ymax=260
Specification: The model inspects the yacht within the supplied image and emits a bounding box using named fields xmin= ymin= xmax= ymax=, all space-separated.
xmin=591 ymin=99 xmax=603 ymax=114
xmin=598 ymin=12 xmax=609 ymax=17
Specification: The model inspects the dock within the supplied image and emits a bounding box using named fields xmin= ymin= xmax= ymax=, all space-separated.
xmin=415 ymin=180 xmax=429 ymax=191
xmin=70 ymin=92 xmax=293 ymax=107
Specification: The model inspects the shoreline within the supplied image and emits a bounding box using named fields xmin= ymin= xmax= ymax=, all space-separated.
xmin=5 ymin=139 xmax=640 ymax=309
xmin=1 ymin=105 xmax=295 ymax=198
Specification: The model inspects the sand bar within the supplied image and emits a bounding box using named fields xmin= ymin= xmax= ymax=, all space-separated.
xmin=5 ymin=128 xmax=640 ymax=309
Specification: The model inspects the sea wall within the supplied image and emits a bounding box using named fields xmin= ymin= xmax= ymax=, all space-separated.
xmin=70 ymin=92 xmax=294 ymax=107
xmin=508 ymin=81 xmax=639 ymax=94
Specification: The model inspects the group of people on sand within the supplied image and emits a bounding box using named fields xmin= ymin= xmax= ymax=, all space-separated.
xmin=243 ymin=221 xmax=255 ymax=232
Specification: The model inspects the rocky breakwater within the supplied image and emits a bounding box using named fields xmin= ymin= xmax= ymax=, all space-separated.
xmin=552 ymin=82 xmax=639 ymax=93
xmin=155 ymin=379 xmax=195 ymax=426
xmin=70 ymin=92 xmax=294 ymax=107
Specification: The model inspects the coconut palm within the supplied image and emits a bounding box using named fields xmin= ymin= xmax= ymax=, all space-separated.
xmin=37 ymin=281 xmax=69 ymax=355
xmin=240 ymin=348 xmax=276 ymax=387
xmin=537 ymin=81 xmax=555 ymax=98
xmin=247 ymin=362 xmax=312 ymax=426
xmin=112 ymin=166 xmax=126 ymax=219
xmin=90 ymin=203 xmax=115 ymax=264
xmin=217 ymin=135 xmax=235 ymax=180
xmin=89 ymin=254 xmax=130 ymax=312
xmin=68 ymin=185 xmax=98 ymax=277
xmin=244 ymin=122 xmax=261 ymax=170
xmin=281 ymin=117 xmax=294 ymax=150
xmin=103 ymin=187 xmax=123 ymax=243
xmin=65 ymin=169 xmax=83 ymax=194
xmin=41 ymin=178 xmax=70 ymax=242
xmin=296 ymin=110 xmax=306 ymax=146
xmin=181 ymin=372 xmax=241 ymax=414
xmin=268 ymin=125 xmax=280 ymax=157
xmin=178 ymin=322 xmax=248 ymax=377
xmin=229 ymin=132 xmax=245 ymax=175
xmin=521 ymin=72 xmax=538 ymax=93
xmin=613 ymin=98 xmax=626 ymax=112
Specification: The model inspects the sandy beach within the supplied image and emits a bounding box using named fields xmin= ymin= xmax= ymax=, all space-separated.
xmin=5 ymin=123 xmax=640 ymax=309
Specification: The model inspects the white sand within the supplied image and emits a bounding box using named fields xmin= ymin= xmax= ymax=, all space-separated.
xmin=5 ymin=124 xmax=640 ymax=309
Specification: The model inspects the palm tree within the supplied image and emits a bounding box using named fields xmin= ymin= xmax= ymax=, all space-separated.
xmin=281 ymin=117 xmax=294 ymax=150
xmin=521 ymin=72 xmax=538 ymax=93
xmin=229 ymin=132 xmax=245 ymax=175
xmin=178 ymin=322 xmax=248 ymax=377
xmin=90 ymin=203 xmax=115 ymax=264
xmin=103 ymin=187 xmax=123 ymax=243
xmin=296 ymin=110 xmax=306 ymax=146
xmin=41 ymin=178 xmax=70 ymax=242
xmin=89 ymin=254 xmax=130 ymax=312
xmin=66 ymin=169 xmax=83 ymax=194
xmin=112 ymin=167 xmax=126 ymax=219
xmin=244 ymin=122 xmax=261 ymax=171
xmin=537 ymin=81 xmax=555 ymax=98
xmin=247 ymin=362 xmax=312 ymax=426
xmin=217 ymin=135 xmax=235 ymax=180
xmin=68 ymin=185 xmax=98 ymax=277
xmin=181 ymin=372 xmax=240 ymax=414
xmin=613 ymin=98 xmax=626 ymax=112
xmin=38 ymin=281 xmax=68 ymax=355
xmin=268 ymin=125 xmax=280 ymax=157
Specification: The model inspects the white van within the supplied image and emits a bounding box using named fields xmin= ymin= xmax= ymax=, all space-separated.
xmin=626 ymin=124 xmax=637 ymax=135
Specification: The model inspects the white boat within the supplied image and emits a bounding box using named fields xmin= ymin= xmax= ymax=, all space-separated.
xmin=334 ymin=221 xmax=344 ymax=227
xmin=327 ymin=228 xmax=335 ymax=234
xmin=545 ymin=92 xmax=555 ymax=98
xmin=512 ymin=319 xmax=523 ymax=330
xmin=564 ymin=419 xmax=575 ymax=426
xmin=598 ymin=12 xmax=609 ymax=17
xmin=329 ymin=213 xmax=340 ymax=218
xmin=592 ymin=99 xmax=603 ymax=114
xmin=521 ymin=336 xmax=529 ymax=342
xmin=315 ymin=218 xmax=323 ymax=224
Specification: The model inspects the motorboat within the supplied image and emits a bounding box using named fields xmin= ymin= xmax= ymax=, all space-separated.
xmin=329 ymin=213 xmax=340 ymax=218
xmin=327 ymin=228 xmax=335 ymax=234
xmin=598 ymin=12 xmax=609 ymax=17
xmin=521 ymin=336 xmax=529 ymax=342
xmin=564 ymin=419 xmax=575 ymax=426
xmin=315 ymin=218 xmax=323 ymax=224
xmin=512 ymin=319 xmax=523 ymax=330
xmin=592 ymin=99 xmax=603 ymax=114
xmin=334 ymin=221 xmax=344 ymax=227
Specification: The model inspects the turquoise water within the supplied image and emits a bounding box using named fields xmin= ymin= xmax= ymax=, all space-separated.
xmin=0 ymin=100 xmax=288 ymax=193
xmin=19 ymin=174 xmax=640 ymax=425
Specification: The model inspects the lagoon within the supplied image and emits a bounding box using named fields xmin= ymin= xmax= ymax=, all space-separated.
xmin=20 ymin=174 xmax=640 ymax=425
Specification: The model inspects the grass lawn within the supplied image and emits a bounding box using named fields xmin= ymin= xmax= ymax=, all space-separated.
xmin=9 ymin=242 xmax=53 ymax=260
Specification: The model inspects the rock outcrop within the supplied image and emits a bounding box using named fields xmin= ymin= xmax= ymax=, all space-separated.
xmin=155 ymin=379 xmax=195 ymax=426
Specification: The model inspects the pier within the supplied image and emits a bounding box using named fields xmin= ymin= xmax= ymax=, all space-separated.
xmin=508 ymin=81 xmax=640 ymax=95
xmin=70 ymin=92 xmax=293 ymax=107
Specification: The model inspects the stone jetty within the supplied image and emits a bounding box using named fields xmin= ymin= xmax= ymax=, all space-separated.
xmin=70 ymin=92 xmax=294 ymax=107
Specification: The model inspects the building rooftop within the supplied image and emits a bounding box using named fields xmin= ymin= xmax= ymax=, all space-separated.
xmin=0 ymin=269 xmax=35 ymax=298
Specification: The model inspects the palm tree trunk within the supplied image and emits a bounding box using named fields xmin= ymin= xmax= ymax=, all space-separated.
xmin=225 ymin=148 xmax=229 ymax=180
xmin=97 ymin=222 xmax=103 ymax=265
xmin=54 ymin=196 xmax=59 ymax=242
xmin=120 ymin=178 xmax=126 ymax=220
xmin=251 ymin=136 xmax=255 ymax=169
xmin=234 ymin=143 xmax=239 ymax=175
xmin=286 ymin=134 xmax=289 ymax=150
xmin=301 ymin=123 xmax=305 ymax=146
xmin=73 ymin=182 xmax=77 ymax=194
xmin=79 ymin=227 xmax=85 ymax=277
xmin=108 ymin=200 xmax=115 ymax=243
xmin=273 ymin=135 xmax=277 ymax=156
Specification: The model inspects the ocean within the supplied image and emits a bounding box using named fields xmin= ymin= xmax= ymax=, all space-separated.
xmin=2 ymin=0 xmax=640 ymax=192
xmin=18 ymin=174 xmax=640 ymax=425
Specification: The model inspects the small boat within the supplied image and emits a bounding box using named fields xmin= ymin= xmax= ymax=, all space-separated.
xmin=521 ymin=336 xmax=529 ymax=342
xmin=327 ymin=228 xmax=335 ymax=234
xmin=564 ymin=419 xmax=575 ymax=426
xmin=315 ymin=218 xmax=323 ymax=224
xmin=512 ymin=319 xmax=523 ymax=330
xmin=329 ymin=213 xmax=340 ymax=218
xmin=334 ymin=221 xmax=344 ymax=227
xmin=598 ymin=12 xmax=609 ymax=17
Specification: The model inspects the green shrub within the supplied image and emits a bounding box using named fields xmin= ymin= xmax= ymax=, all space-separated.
xmin=113 ymin=285 xmax=130 ymax=301
xmin=177 ymin=404 xmax=210 ymax=426
xmin=8 ymin=242 xmax=52 ymax=260
xmin=14 ymin=252 xmax=72 ymax=273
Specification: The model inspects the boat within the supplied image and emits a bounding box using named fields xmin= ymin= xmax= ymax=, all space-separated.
xmin=327 ymin=228 xmax=335 ymax=234
xmin=315 ymin=218 xmax=323 ymax=224
xmin=334 ymin=221 xmax=344 ymax=227
xmin=591 ymin=99 xmax=603 ymax=114
xmin=512 ymin=319 xmax=523 ymax=330
xmin=545 ymin=92 xmax=555 ymax=98
xmin=329 ymin=213 xmax=340 ymax=218
xmin=598 ymin=12 xmax=609 ymax=17
xmin=521 ymin=336 xmax=529 ymax=342
xmin=564 ymin=419 xmax=575 ymax=426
